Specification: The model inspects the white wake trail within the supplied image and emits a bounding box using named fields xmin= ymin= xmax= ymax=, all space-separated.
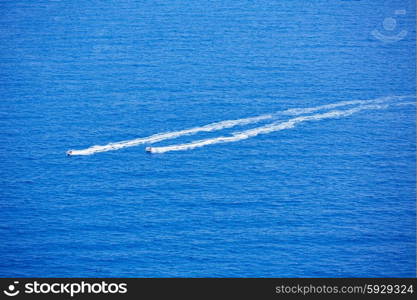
xmin=148 ymin=104 xmax=389 ymax=153
xmin=67 ymin=95 xmax=414 ymax=155
xmin=67 ymin=114 xmax=272 ymax=155
xmin=282 ymin=95 xmax=413 ymax=115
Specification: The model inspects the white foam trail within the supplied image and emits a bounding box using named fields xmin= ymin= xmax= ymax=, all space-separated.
xmin=282 ymin=99 xmax=367 ymax=115
xmin=67 ymin=114 xmax=272 ymax=155
xmin=68 ymin=95 xmax=414 ymax=155
xmin=393 ymin=101 xmax=416 ymax=106
xmin=282 ymin=95 xmax=413 ymax=115
xmin=148 ymin=104 xmax=388 ymax=153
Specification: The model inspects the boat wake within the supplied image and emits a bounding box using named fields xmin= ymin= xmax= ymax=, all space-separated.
xmin=67 ymin=95 xmax=415 ymax=155
xmin=67 ymin=114 xmax=272 ymax=156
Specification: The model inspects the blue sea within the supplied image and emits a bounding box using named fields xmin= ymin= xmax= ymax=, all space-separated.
xmin=0 ymin=0 xmax=415 ymax=277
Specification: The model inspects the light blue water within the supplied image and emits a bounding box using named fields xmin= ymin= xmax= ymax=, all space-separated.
xmin=0 ymin=0 xmax=415 ymax=277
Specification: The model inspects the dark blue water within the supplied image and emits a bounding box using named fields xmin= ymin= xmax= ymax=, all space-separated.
xmin=0 ymin=0 xmax=415 ymax=277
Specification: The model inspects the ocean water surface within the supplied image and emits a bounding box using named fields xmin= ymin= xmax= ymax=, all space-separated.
xmin=0 ymin=0 xmax=415 ymax=277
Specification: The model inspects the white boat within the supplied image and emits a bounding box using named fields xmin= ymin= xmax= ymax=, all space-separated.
xmin=145 ymin=147 xmax=152 ymax=153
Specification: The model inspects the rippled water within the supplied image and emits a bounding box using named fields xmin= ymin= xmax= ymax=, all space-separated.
xmin=0 ymin=0 xmax=415 ymax=277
